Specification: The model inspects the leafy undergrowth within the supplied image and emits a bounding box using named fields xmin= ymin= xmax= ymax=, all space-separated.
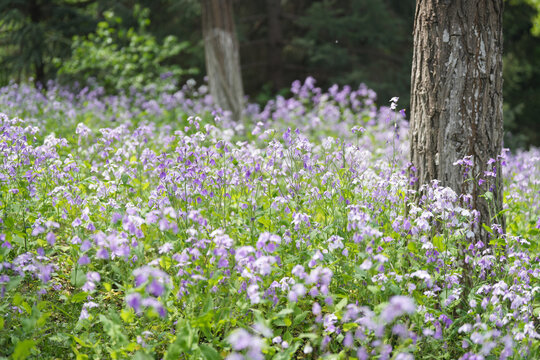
xmin=0 ymin=78 xmax=538 ymax=359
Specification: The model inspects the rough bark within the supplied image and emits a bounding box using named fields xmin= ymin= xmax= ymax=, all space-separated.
xmin=410 ymin=0 xmax=504 ymax=242
xmin=201 ymin=0 xmax=245 ymax=122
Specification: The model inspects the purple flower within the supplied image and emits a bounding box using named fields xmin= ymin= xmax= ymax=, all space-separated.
xmin=324 ymin=296 xmax=333 ymax=305
xmin=323 ymin=313 xmax=338 ymax=333
xmin=79 ymin=307 xmax=90 ymax=320
xmin=146 ymin=279 xmax=165 ymax=297
xmin=252 ymin=322 xmax=272 ymax=338
xmin=395 ymin=353 xmax=413 ymax=360
xmin=357 ymin=347 xmax=368 ymax=360
xmin=247 ymin=284 xmax=260 ymax=304
xmin=133 ymin=266 xmax=170 ymax=288
xmin=343 ymin=332 xmax=354 ymax=347
xmin=141 ymin=297 xmax=167 ymax=317
xmin=380 ymin=296 xmax=416 ymax=323
xmin=112 ymin=213 xmax=123 ymax=224
xmin=158 ymin=242 xmax=173 ymax=254
xmin=321 ymin=335 xmax=331 ymax=350
xmin=37 ymin=264 xmax=54 ymax=283
xmin=78 ymin=255 xmax=90 ymax=265
xmin=292 ymin=265 xmax=306 ymax=279
xmin=96 ymin=248 xmax=109 ymax=259
xmin=75 ymin=123 xmax=91 ymax=136
xmin=439 ymin=314 xmax=453 ymax=328
xmin=86 ymin=271 xmax=101 ymax=282
xmin=253 ymin=256 xmax=275 ymax=276
xmin=81 ymin=240 xmax=92 ymax=252
xmin=126 ymin=293 xmax=142 ymax=313
xmin=218 ymin=257 xmax=229 ymax=268
xmin=312 ymin=302 xmax=321 ymax=316
xmin=288 ymin=283 xmax=306 ymax=302
xmin=225 ymin=354 xmax=244 ymax=360
xmin=283 ymin=128 xmax=292 ymax=145
xmin=31 ymin=225 xmax=45 ymax=236
xmin=82 ymin=281 xmax=96 ymax=292
xmin=360 ymin=259 xmax=372 ymax=270
xmin=46 ymin=232 xmax=56 ymax=246
xmin=228 ymin=329 xmax=252 ymax=351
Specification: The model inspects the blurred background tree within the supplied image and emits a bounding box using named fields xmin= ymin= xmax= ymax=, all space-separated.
xmin=0 ymin=0 xmax=538 ymax=148
xmin=503 ymin=0 xmax=540 ymax=148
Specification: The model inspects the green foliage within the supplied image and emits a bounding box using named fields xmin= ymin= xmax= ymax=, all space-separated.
xmin=56 ymin=7 xmax=198 ymax=93
xmin=513 ymin=0 xmax=540 ymax=35
xmin=0 ymin=0 xmax=96 ymax=86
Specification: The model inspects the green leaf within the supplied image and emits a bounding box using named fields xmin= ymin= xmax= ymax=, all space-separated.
xmin=272 ymin=341 xmax=300 ymax=360
xmin=70 ymin=335 xmax=91 ymax=348
xmin=133 ymin=352 xmax=154 ymax=360
xmin=199 ymin=344 xmax=220 ymax=360
xmin=275 ymin=308 xmax=294 ymax=317
xmin=12 ymin=339 xmax=36 ymax=360
xmin=120 ymin=309 xmax=135 ymax=324
xmin=13 ymin=293 xmax=23 ymax=306
xmin=71 ymin=292 xmax=89 ymax=303
xmin=71 ymin=268 xmax=86 ymax=287
xmin=36 ymin=310 xmax=51 ymax=328
xmin=283 ymin=317 xmax=292 ymax=327
xmin=4 ymin=216 xmax=14 ymax=229
xmin=99 ymin=314 xmax=128 ymax=347
xmin=482 ymin=223 xmax=494 ymax=235
xmin=165 ymin=319 xmax=197 ymax=359
xmin=335 ymin=296 xmax=348 ymax=311
xmin=293 ymin=311 xmax=309 ymax=326
xmin=298 ymin=333 xmax=318 ymax=340
xmin=432 ymin=235 xmax=446 ymax=252
xmin=258 ymin=216 xmax=271 ymax=228
xmin=21 ymin=301 xmax=32 ymax=315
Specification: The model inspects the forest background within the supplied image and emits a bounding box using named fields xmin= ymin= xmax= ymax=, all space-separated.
xmin=0 ymin=0 xmax=539 ymax=149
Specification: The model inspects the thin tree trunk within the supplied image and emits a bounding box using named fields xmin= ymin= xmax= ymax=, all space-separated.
xmin=201 ymin=0 xmax=244 ymax=122
xmin=410 ymin=0 xmax=504 ymax=242
xmin=267 ymin=0 xmax=284 ymax=91
xmin=29 ymin=0 xmax=46 ymax=88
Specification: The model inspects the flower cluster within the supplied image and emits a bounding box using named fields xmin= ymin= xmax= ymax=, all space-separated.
xmin=0 ymin=78 xmax=537 ymax=359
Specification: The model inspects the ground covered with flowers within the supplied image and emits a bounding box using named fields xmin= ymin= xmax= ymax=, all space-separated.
xmin=0 ymin=78 xmax=538 ymax=359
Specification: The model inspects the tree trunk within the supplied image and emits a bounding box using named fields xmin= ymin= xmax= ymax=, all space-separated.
xmin=201 ymin=0 xmax=244 ymax=122
xmin=29 ymin=0 xmax=46 ymax=88
xmin=410 ymin=0 xmax=504 ymax=242
xmin=267 ymin=0 xmax=284 ymax=91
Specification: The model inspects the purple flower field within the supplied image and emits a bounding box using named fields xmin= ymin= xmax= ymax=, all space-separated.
xmin=0 ymin=78 xmax=538 ymax=359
